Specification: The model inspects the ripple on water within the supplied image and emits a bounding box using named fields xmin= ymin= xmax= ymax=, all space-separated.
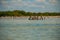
xmin=0 ymin=18 xmax=60 ymax=40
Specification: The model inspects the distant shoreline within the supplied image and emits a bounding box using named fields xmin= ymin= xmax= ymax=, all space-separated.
xmin=0 ymin=16 xmax=60 ymax=18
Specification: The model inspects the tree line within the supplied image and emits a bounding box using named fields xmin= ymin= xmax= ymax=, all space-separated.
xmin=0 ymin=10 xmax=60 ymax=17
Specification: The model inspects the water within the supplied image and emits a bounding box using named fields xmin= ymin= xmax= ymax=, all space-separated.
xmin=0 ymin=17 xmax=60 ymax=40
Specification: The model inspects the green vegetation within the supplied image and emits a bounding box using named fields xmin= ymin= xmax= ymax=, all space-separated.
xmin=0 ymin=10 xmax=60 ymax=17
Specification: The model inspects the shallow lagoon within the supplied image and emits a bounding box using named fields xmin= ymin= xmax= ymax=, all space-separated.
xmin=0 ymin=17 xmax=60 ymax=40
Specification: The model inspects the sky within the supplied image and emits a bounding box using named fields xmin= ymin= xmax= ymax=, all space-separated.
xmin=0 ymin=0 xmax=60 ymax=12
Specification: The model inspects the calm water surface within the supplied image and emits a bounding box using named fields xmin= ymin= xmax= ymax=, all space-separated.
xmin=0 ymin=17 xmax=60 ymax=40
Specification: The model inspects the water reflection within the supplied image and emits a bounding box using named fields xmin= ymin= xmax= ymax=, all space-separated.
xmin=0 ymin=17 xmax=60 ymax=40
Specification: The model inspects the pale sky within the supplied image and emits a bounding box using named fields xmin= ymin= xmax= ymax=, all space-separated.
xmin=0 ymin=0 xmax=60 ymax=12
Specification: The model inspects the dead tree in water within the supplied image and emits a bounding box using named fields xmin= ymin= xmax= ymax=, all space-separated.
xmin=28 ymin=16 xmax=45 ymax=20
xmin=40 ymin=16 xmax=43 ymax=20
